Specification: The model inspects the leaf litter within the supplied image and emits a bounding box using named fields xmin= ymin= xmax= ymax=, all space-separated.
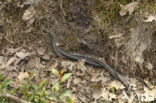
xmin=1 ymin=32 xmax=156 ymax=103
xmin=0 ymin=42 xmax=156 ymax=103
xmin=1 ymin=0 xmax=156 ymax=102
xmin=119 ymin=2 xmax=138 ymax=16
xmin=18 ymin=72 xmax=29 ymax=82
xmin=22 ymin=6 xmax=36 ymax=26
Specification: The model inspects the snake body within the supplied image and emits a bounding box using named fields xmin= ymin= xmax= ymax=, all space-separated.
xmin=44 ymin=29 xmax=130 ymax=89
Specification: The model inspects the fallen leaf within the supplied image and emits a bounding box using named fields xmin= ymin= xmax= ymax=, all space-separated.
xmin=16 ymin=49 xmax=29 ymax=59
xmin=119 ymin=2 xmax=138 ymax=16
xmin=61 ymin=61 xmax=75 ymax=70
xmin=146 ymin=62 xmax=153 ymax=70
xmin=90 ymin=73 xmax=98 ymax=82
xmin=142 ymin=87 xmax=156 ymax=102
xmin=42 ymin=54 xmax=50 ymax=60
xmin=3 ymin=45 xmax=21 ymax=55
xmin=0 ymin=56 xmax=7 ymax=64
xmin=0 ymin=56 xmax=7 ymax=70
xmin=145 ymin=15 xmax=156 ymax=22
xmin=8 ymin=47 xmax=21 ymax=54
xmin=135 ymin=56 xmax=144 ymax=64
xmin=92 ymin=89 xmax=102 ymax=101
xmin=22 ymin=6 xmax=36 ymax=26
xmin=18 ymin=72 xmax=29 ymax=82
xmin=121 ymin=91 xmax=134 ymax=103
xmin=77 ymin=59 xmax=87 ymax=72
xmin=6 ymin=57 xmax=16 ymax=66
xmin=121 ymin=91 xmax=129 ymax=100
xmin=51 ymin=62 xmax=59 ymax=69
xmin=130 ymin=78 xmax=138 ymax=90
xmin=109 ymin=93 xmax=116 ymax=101
xmin=37 ymin=47 xmax=46 ymax=56
xmin=144 ymin=79 xmax=154 ymax=89
xmin=73 ymin=78 xmax=81 ymax=84
xmin=110 ymin=80 xmax=125 ymax=90
xmin=101 ymin=88 xmax=109 ymax=100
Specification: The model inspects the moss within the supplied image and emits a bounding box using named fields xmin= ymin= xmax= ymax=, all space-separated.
xmin=1 ymin=0 xmax=44 ymax=45
xmin=91 ymin=0 xmax=134 ymax=29
xmin=137 ymin=1 xmax=156 ymax=15
xmin=91 ymin=0 xmax=156 ymax=32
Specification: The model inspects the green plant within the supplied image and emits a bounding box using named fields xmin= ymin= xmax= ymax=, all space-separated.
xmin=0 ymin=68 xmax=74 ymax=103
xmin=0 ymin=74 xmax=12 ymax=102
xmin=17 ymin=69 xmax=74 ymax=103
xmin=17 ymin=70 xmax=49 ymax=103
xmin=48 ymin=68 xmax=74 ymax=103
xmin=0 ymin=74 xmax=11 ymax=92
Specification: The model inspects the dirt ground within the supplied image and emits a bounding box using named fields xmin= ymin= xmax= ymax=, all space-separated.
xmin=0 ymin=0 xmax=156 ymax=102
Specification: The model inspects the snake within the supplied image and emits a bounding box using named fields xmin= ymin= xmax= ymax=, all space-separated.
xmin=44 ymin=28 xmax=130 ymax=90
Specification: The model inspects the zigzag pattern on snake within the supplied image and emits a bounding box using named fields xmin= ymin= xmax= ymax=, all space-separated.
xmin=44 ymin=28 xmax=130 ymax=90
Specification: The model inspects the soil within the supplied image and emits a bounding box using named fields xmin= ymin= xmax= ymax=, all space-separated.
xmin=0 ymin=0 xmax=156 ymax=102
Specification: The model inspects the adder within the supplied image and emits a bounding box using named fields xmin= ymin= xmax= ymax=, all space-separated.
xmin=44 ymin=28 xmax=130 ymax=90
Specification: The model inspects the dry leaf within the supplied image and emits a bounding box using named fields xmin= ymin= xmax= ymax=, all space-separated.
xmin=130 ymin=78 xmax=138 ymax=90
xmin=92 ymin=89 xmax=102 ymax=101
xmin=109 ymin=93 xmax=116 ymax=101
xmin=22 ymin=6 xmax=36 ymax=26
xmin=61 ymin=61 xmax=75 ymax=70
xmin=77 ymin=59 xmax=86 ymax=72
xmin=144 ymin=79 xmax=154 ymax=89
xmin=119 ymin=2 xmax=138 ymax=16
xmin=121 ymin=91 xmax=129 ymax=100
xmin=110 ymin=80 xmax=125 ymax=90
xmin=15 ymin=49 xmax=30 ymax=65
xmin=91 ymin=73 xmax=98 ymax=82
xmin=121 ymin=91 xmax=134 ymax=103
xmin=145 ymin=15 xmax=156 ymax=22
xmin=16 ymin=49 xmax=29 ymax=59
xmin=146 ymin=62 xmax=153 ymax=70
xmin=3 ymin=45 xmax=21 ymax=55
xmin=8 ymin=47 xmax=21 ymax=54
xmin=0 ymin=56 xmax=7 ymax=69
xmin=0 ymin=56 xmax=6 ymax=64
xmin=42 ymin=54 xmax=50 ymax=60
xmin=101 ymin=88 xmax=109 ymax=100
xmin=142 ymin=87 xmax=156 ymax=102
xmin=73 ymin=78 xmax=81 ymax=84
xmin=6 ymin=57 xmax=16 ymax=66
xmin=37 ymin=47 xmax=46 ymax=56
xmin=52 ymin=62 xmax=59 ymax=69
xmin=18 ymin=72 xmax=29 ymax=82
xmin=135 ymin=56 xmax=144 ymax=64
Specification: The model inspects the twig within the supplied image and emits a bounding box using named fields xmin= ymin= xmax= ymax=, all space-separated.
xmin=0 ymin=91 xmax=31 ymax=103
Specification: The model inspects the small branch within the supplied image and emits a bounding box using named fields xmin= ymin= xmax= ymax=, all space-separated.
xmin=0 ymin=91 xmax=31 ymax=103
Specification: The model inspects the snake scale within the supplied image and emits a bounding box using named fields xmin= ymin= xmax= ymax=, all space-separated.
xmin=44 ymin=28 xmax=130 ymax=90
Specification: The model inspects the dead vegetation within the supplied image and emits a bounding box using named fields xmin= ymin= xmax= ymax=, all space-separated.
xmin=0 ymin=0 xmax=156 ymax=102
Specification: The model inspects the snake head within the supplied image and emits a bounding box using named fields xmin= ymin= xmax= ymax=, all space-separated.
xmin=42 ymin=28 xmax=50 ymax=33
xmin=42 ymin=28 xmax=54 ymax=37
